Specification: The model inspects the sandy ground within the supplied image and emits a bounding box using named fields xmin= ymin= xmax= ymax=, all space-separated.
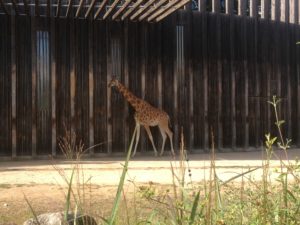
xmin=0 ymin=149 xmax=299 ymax=224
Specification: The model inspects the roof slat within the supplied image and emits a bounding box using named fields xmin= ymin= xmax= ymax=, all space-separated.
xmin=75 ymin=0 xmax=85 ymax=18
xmin=130 ymin=0 xmax=157 ymax=20
xmin=103 ymin=0 xmax=121 ymax=19
xmin=147 ymin=0 xmax=182 ymax=22
xmin=121 ymin=0 xmax=144 ymax=20
xmin=156 ymin=0 xmax=190 ymax=22
xmin=138 ymin=0 xmax=168 ymax=21
xmin=66 ymin=0 xmax=74 ymax=17
xmin=85 ymin=0 xmax=97 ymax=18
xmin=94 ymin=0 xmax=109 ymax=19
xmin=112 ymin=0 xmax=132 ymax=20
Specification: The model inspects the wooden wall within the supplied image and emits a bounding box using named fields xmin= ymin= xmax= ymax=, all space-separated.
xmin=1 ymin=10 xmax=300 ymax=158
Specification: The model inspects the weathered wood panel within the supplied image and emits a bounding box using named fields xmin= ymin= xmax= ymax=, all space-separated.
xmin=0 ymin=15 xmax=11 ymax=156
xmin=1 ymin=12 xmax=300 ymax=158
xmin=15 ymin=16 xmax=32 ymax=156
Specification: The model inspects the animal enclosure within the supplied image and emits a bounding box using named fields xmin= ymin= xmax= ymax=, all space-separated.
xmin=1 ymin=7 xmax=300 ymax=158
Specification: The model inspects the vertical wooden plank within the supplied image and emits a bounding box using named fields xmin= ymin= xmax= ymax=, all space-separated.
xmin=51 ymin=18 xmax=56 ymax=156
xmin=212 ymin=0 xmax=220 ymax=13
xmin=230 ymin=15 xmax=236 ymax=149
xmin=289 ymin=0 xmax=297 ymax=24
xmin=250 ymin=0 xmax=258 ymax=17
xmin=31 ymin=16 xmax=37 ymax=157
xmin=238 ymin=0 xmax=247 ymax=16
xmin=261 ymin=0 xmax=270 ymax=19
xmin=123 ymin=21 xmax=129 ymax=150
xmin=198 ymin=0 xmax=206 ymax=12
xmin=203 ymin=13 xmax=209 ymax=151
xmin=281 ymin=0 xmax=289 ymax=22
xmin=226 ymin=0 xmax=234 ymax=15
xmin=106 ymin=21 xmax=112 ymax=154
xmin=243 ymin=17 xmax=249 ymax=149
xmin=88 ymin=20 xmax=94 ymax=155
xmin=297 ymin=26 xmax=300 ymax=145
xmin=11 ymin=15 xmax=16 ymax=158
xmin=271 ymin=0 xmax=280 ymax=21
xmin=70 ymin=19 xmax=76 ymax=147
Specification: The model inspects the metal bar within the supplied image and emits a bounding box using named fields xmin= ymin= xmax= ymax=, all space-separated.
xmin=66 ymin=0 xmax=73 ymax=17
xmin=85 ymin=0 xmax=97 ymax=18
xmin=23 ymin=0 xmax=29 ymax=15
xmin=121 ymin=0 xmax=144 ymax=20
xmin=112 ymin=0 xmax=132 ymax=20
xmin=94 ymin=0 xmax=109 ymax=19
xmin=56 ymin=0 xmax=61 ymax=17
xmin=139 ymin=0 xmax=168 ymax=21
xmin=130 ymin=0 xmax=157 ymax=20
xmin=75 ymin=0 xmax=85 ymax=18
xmin=11 ymin=0 xmax=19 ymax=15
xmin=103 ymin=0 xmax=121 ymax=19
xmin=147 ymin=0 xmax=182 ymax=22
xmin=0 ymin=0 xmax=8 ymax=14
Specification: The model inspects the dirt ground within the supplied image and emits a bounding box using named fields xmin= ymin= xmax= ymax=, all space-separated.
xmin=0 ymin=149 xmax=299 ymax=224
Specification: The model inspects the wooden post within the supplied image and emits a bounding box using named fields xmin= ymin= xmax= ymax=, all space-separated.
xmin=107 ymin=23 xmax=112 ymax=155
xmin=157 ymin=24 xmax=162 ymax=109
xmin=261 ymin=0 xmax=270 ymax=19
xmin=250 ymin=0 xmax=258 ymax=17
xmin=243 ymin=18 xmax=249 ymax=149
xmin=198 ymin=0 xmax=206 ymax=12
xmin=212 ymin=0 xmax=220 ymax=13
xmin=31 ymin=17 xmax=37 ymax=157
xmin=50 ymin=18 xmax=56 ymax=156
xmin=289 ymin=0 xmax=297 ymax=24
xmin=88 ymin=21 xmax=94 ymax=155
xmin=271 ymin=0 xmax=280 ymax=21
xmin=230 ymin=13 xmax=236 ymax=150
xmin=280 ymin=0 xmax=289 ymax=22
xmin=226 ymin=0 xmax=234 ymax=15
xmin=11 ymin=15 xmax=16 ymax=158
xmin=70 ymin=19 xmax=76 ymax=143
xmin=238 ymin=0 xmax=247 ymax=16
xmin=123 ymin=22 xmax=129 ymax=150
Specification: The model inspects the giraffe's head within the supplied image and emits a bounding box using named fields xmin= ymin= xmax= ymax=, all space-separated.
xmin=108 ymin=77 xmax=119 ymax=88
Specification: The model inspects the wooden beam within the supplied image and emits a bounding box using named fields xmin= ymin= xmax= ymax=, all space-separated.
xmin=212 ymin=0 xmax=220 ymax=13
xmin=261 ymin=0 xmax=270 ymax=19
xmin=147 ymin=0 xmax=182 ymax=22
xmin=226 ymin=0 xmax=234 ymax=14
xmin=11 ymin=0 xmax=19 ymax=15
xmin=271 ymin=0 xmax=280 ymax=21
xmin=23 ymin=0 xmax=29 ymax=15
xmin=198 ymin=0 xmax=206 ymax=12
xmin=130 ymin=0 xmax=156 ymax=20
xmin=156 ymin=0 xmax=190 ymax=22
xmin=121 ymin=0 xmax=144 ymax=20
xmin=56 ymin=0 xmax=61 ymax=17
xmin=66 ymin=0 xmax=74 ymax=18
xmin=94 ymin=0 xmax=109 ymax=20
xmin=139 ymin=0 xmax=167 ymax=21
xmin=75 ymin=0 xmax=85 ymax=18
xmin=238 ymin=0 xmax=246 ymax=16
xmin=280 ymin=0 xmax=289 ymax=22
xmin=103 ymin=0 xmax=121 ymax=19
xmin=85 ymin=0 xmax=97 ymax=18
xmin=35 ymin=0 xmax=39 ymax=16
xmin=250 ymin=0 xmax=258 ymax=17
xmin=0 ymin=0 xmax=8 ymax=14
xmin=112 ymin=0 xmax=133 ymax=20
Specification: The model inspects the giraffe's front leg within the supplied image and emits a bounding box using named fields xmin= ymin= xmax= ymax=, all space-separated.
xmin=132 ymin=123 xmax=141 ymax=157
xmin=144 ymin=125 xmax=158 ymax=157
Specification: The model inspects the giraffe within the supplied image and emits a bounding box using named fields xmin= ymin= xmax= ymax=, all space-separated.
xmin=108 ymin=77 xmax=175 ymax=157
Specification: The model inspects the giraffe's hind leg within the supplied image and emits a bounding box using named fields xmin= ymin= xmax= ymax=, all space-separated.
xmin=158 ymin=125 xmax=167 ymax=156
xmin=144 ymin=125 xmax=158 ymax=156
xmin=159 ymin=120 xmax=175 ymax=157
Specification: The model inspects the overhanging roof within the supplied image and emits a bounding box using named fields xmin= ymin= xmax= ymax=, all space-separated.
xmin=0 ymin=0 xmax=191 ymax=22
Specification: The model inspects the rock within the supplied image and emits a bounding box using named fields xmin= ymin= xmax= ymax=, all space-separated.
xmin=23 ymin=212 xmax=97 ymax=225
xmin=3 ymin=203 xmax=8 ymax=207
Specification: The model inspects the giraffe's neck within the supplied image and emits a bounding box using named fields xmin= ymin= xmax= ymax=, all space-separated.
xmin=115 ymin=82 xmax=143 ymax=111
